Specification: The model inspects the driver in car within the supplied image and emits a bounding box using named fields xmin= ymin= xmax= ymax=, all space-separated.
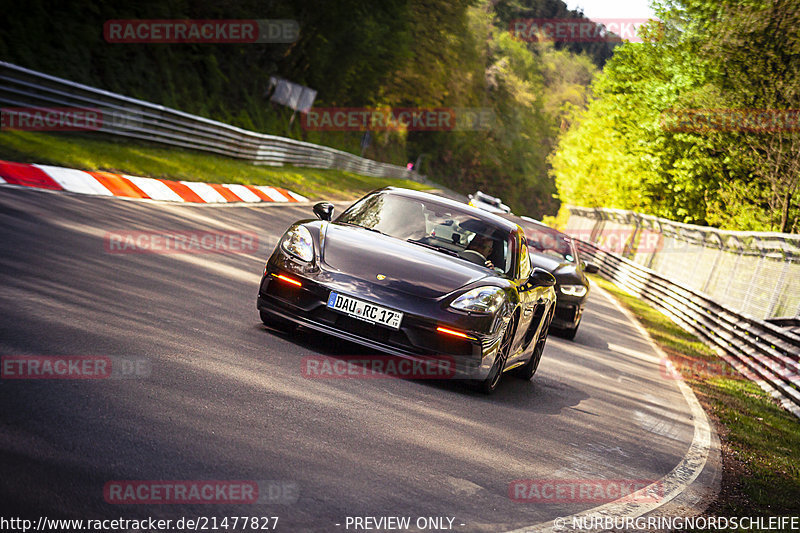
xmin=465 ymin=233 xmax=497 ymax=269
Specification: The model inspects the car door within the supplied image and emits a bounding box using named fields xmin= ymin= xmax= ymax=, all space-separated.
xmin=509 ymin=232 xmax=539 ymax=361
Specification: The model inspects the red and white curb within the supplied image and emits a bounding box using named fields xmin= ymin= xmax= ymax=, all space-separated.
xmin=0 ymin=160 xmax=308 ymax=203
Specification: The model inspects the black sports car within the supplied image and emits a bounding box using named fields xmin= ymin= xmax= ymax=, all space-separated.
xmin=257 ymin=188 xmax=558 ymax=392
xmin=510 ymin=216 xmax=598 ymax=340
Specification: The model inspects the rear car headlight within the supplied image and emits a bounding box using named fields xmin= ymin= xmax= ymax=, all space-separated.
xmin=560 ymin=284 xmax=587 ymax=297
xmin=450 ymin=286 xmax=505 ymax=314
xmin=281 ymin=225 xmax=314 ymax=262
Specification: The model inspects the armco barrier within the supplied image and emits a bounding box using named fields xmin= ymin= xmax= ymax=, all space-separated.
xmin=575 ymin=238 xmax=800 ymax=418
xmin=566 ymin=206 xmax=800 ymax=320
xmin=0 ymin=61 xmax=412 ymax=179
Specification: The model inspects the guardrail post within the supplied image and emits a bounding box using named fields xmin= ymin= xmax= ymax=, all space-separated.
xmin=766 ymin=260 xmax=790 ymax=318
xmin=741 ymin=249 xmax=765 ymax=317
xmin=722 ymin=248 xmax=743 ymax=302
xmin=700 ymin=235 xmax=723 ymax=295
xmin=645 ymin=219 xmax=661 ymax=270
xmin=688 ymin=239 xmax=702 ymax=287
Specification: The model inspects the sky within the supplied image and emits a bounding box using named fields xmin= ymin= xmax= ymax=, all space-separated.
xmin=566 ymin=0 xmax=658 ymax=20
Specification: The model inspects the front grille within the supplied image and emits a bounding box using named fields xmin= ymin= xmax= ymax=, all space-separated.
xmin=555 ymin=304 xmax=577 ymax=322
xmin=332 ymin=314 xmax=476 ymax=357
xmin=263 ymin=277 xmax=479 ymax=358
xmin=335 ymin=315 xmax=391 ymax=342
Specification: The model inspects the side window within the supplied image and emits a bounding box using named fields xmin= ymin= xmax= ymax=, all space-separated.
xmin=519 ymin=236 xmax=531 ymax=280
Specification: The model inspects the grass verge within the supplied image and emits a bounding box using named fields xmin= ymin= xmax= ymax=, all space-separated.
xmin=592 ymin=275 xmax=800 ymax=520
xmin=0 ymin=131 xmax=431 ymax=201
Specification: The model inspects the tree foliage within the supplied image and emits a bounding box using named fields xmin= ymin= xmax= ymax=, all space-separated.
xmin=551 ymin=0 xmax=800 ymax=232
xmin=1 ymin=0 xmax=603 ymax=216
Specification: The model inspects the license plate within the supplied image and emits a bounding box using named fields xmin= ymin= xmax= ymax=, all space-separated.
xmin=326 ymin=292 xmax=403 ymax=330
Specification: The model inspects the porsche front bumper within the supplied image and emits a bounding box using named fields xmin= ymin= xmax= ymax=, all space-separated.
xmin=257 ymin=266 xmax=506 ymax=381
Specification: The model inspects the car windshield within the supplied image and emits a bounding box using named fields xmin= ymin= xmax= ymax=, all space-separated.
xmin=525 ymin=229 xmax=575 ymax=263
xmin=337 ymin=192 xmax=514 ymax=276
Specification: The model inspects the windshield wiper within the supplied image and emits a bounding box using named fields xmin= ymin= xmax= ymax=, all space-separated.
xmin=406 ymin=238 xmax=459 ymax=257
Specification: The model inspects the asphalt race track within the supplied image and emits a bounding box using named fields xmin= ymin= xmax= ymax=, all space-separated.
xmin=0 ymin=187 xmax=707 ymax=532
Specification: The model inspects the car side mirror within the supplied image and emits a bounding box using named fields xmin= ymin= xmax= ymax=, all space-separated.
xmin=313 ymin=202 xmax=334 ymax=221
xmin=528 ymin=267 xmax=556 ymax=287
xmin=583 ymin=261 xmax=599 ymax=274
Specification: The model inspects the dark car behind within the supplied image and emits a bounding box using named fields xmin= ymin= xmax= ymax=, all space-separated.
xmin=504 ymin=216 xmax=598 ymax=339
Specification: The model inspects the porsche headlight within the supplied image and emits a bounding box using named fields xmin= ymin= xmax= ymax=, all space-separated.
xmin=560 ymin=284 xmax=587 ymax=297
xmin=451 ymin=286 xmax=505 ymax=314
xmin=281 ymin=225 xmax=314 ymax=262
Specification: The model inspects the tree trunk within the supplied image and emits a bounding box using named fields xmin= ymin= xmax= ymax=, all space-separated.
xmin=780 ymin=190 xmax=791 ymax=233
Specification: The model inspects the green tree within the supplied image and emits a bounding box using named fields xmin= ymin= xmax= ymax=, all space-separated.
xmin=551 ymin=0 xmax=800 ymax=232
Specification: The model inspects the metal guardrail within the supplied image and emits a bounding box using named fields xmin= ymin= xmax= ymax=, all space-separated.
xmin=576 ymin=238 xmax=800 ymax=417
xmin=0 ymin=61 xmax=414 ymax=179
xmin=566 ymin=205 xmax=800 ymax=320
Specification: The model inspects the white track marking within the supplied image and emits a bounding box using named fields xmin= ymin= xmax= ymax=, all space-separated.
xmin=34 ymin=165 xmax=113 ymax=196
xmin=221 ymin=184 xmax=261 ymax=203
xmin=123 ymin=175 xmax=185 ymax=202
xmin=179 ymin=181 xmax=228 ymax=203
xmin=255 ymin=186 xmax=289 ymax=202
xmin=287 ymin=190 xmax=308 ymax=202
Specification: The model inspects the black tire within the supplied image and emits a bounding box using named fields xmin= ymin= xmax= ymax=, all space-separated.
xmin=260 ymin=310 xmax=297 ymax=334
xmin=515 ymin=309 xmax=553 ymax=380
xmin=478 ymin=318 xmax=515 ymax=394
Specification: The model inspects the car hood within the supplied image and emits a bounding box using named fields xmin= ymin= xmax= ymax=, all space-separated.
xmin=529 ymin=252 xmax=584 ymax=284
xmin=321 ymin=223 xmax=492 ymax=299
